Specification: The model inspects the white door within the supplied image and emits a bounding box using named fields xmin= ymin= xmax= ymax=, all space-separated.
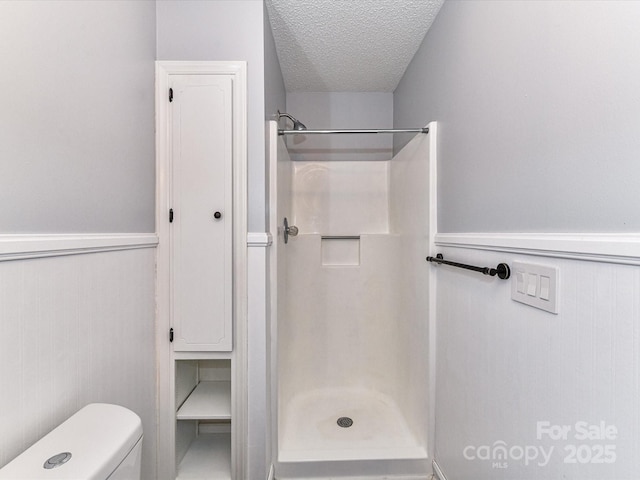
xmin=170 ymin=74 xmax=233 ymax=351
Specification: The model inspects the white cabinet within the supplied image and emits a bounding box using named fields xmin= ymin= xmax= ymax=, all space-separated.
xmin=169 ymin=74 xmax=233 ymax=352
xmin=156 ymin=61 xmax=247 ymax=480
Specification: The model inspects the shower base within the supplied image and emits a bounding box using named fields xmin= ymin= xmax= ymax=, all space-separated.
xmin=279 ymin=387 xmax=427 ymax=463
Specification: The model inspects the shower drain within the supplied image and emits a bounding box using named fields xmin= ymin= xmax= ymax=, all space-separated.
xmin=337 ymin=417 xmax=353 ymax=428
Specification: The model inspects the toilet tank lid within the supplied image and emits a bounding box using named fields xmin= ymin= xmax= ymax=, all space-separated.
xmin=0 ymin=403 xmax=143 ymax=480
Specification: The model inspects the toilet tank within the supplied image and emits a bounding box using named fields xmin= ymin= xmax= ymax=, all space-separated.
xmin=0 ymin=403 xmax=143 ymax=480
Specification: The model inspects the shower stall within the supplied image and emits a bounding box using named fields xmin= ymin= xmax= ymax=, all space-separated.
xmin=268 ymin=119 xmax=437 ymax=479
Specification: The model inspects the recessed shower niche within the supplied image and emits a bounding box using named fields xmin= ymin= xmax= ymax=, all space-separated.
xmin=268 ymin=121 xmax=437 ymax=479
xmin=321 ymin=237 xmax=360 ymax=266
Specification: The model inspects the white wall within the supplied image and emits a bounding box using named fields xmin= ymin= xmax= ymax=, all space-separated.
xmin=291 ymin=161 xmax=389 ymax=235
xmin=0 ymin=245 xmax=157 ymax=479
xmin=286 ymin=92 xmax=393 ymax=162
xmin=0 ymin=0 xmax=156 ymax=233
xmin=388 ymin=132 xmax=433 ymax=454
xmin=267 ymin=124 xmax=292 ymax=472
xmin=394 ymin=0 xmax=640 ymax=233
xmin=393 ymin=2 xmax=640 ymax=479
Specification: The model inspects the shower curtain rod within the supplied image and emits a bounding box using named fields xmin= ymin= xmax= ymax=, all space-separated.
xmin=278 ymin=127 xmax=429 ymax=136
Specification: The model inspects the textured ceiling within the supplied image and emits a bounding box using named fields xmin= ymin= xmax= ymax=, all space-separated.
xmin=265 ymin=0 xmax=444 ymax=92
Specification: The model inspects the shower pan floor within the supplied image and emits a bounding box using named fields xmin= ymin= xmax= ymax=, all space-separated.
xmin=279 ymin=387 xmax=427 ymax=462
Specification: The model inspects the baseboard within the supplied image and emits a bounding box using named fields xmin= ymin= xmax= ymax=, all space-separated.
xmin=277 ymin=476 xmax=429 ymax=480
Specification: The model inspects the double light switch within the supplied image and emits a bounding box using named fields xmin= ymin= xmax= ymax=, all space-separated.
xmin=511 ymin=261 xmax=559 ymax=314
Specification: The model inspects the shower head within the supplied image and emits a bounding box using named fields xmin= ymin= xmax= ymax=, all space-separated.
xmin=277 ymin=110 xmax=307 ymax=131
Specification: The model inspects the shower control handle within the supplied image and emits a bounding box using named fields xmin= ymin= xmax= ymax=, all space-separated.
xmin=283 ymin=217 xmax=298 ymax=244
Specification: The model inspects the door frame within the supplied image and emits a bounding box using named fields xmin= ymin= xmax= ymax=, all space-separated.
xmin=155 ymin=61 xmax=248 ymax=479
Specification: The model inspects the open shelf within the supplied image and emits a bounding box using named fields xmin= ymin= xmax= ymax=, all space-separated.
xmin=177 ymin=381 xmax=231 ymax=420
xmin=176 ymin=433 xmax=231 ymax=480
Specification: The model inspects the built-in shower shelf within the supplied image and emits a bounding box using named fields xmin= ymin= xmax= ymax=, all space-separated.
xmin=177 ymin=381 xmax=231 ymax=420
xmin=176 ymin=433 xmax=231 ymax=480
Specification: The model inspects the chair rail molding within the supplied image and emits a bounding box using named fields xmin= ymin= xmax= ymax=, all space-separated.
xmin=435 ymin=232 xmax=640 ymax=266
xmin=0 ymin=233 xmax=158 ymax=262
xmin=247 ymin=232 xmax=272 ymax=247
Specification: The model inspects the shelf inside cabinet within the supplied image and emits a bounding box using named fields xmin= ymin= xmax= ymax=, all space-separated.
xmin=177 ymin=381 xmax=231 ymax=420
xmin=176 ymin=433 xmax=231 ymax=480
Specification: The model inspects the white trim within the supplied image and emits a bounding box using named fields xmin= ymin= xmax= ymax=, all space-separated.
xmin=432 ymin=460 xmax=448 ymax=480
xmin=0 ymin=234 xmax=157 ymax=261
xmin=426 ymin=122 xmax=438 ymax=466
xmin=155 ymin=61 xmax=174 ymax=480
xmin=153 ymin=61 xmax=247 ymax=77
xmin=435 ymin=232 xmax=640 ymax=265
xmin=266 ymin=121 xmax=280 ymax=477
xmin=230 ymin=59 xmax=249 ymax=480
xmin=248 ymin=232 xmax=273 ymax=247
xmin=427 ymin=123 xmax=438 ymax=254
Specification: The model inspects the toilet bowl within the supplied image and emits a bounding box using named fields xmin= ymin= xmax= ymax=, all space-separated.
xmin=0 ymin=403 xmax=143 ymax=479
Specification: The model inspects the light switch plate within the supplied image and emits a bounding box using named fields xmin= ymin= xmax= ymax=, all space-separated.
xmin=511 ymin=261 xmax=559 ymax=314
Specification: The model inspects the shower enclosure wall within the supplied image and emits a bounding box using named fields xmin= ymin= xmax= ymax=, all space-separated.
xmin=268 ymin=121 xmax=437 ymax=479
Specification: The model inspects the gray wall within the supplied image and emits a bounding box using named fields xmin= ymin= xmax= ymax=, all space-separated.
xmin=393 ymin=3 xmax=640 ymax=479
xmin=0 ymin=2 xmax=157 ymax=476
xmin=250 ymin=5 xmax=286 ymax=479
xmin=157 ymin=0 xmax=269 ymax=231
xmin=394 ymin=0 xmax=640 ymax=233
xmin=264 ymin=1 xmax=287 ymax=230
xmin=264 ymin=2 xmax=287 ymax=124
xmin=286 ymin=92 xmax=393 ymax=161
xmin=0 ymin=0 xmax=156 ymax=233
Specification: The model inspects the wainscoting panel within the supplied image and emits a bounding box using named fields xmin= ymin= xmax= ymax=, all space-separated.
xmin=432 ymin=245 xmax=640 ymax=480
xmin=0 ymin=243 xmax=157 ymax=478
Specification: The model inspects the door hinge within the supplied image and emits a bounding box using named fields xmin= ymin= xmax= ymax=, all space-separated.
xmin=169 ymin=88 xmax=173 ymax=102
xmin=169 ymin=208 xmax=174 ymax=223
xmin=169 ymin=328 xmax=174 ymax=343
